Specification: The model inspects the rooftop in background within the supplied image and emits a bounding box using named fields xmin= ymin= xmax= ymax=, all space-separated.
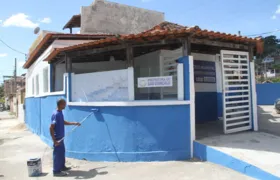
xmin=24 ymin=32 xmax=114 ymax=69
xmin=62 ymin=0 xmax=164 ymax=34
xmin=63 ymin=14 xmax=81 ymax=30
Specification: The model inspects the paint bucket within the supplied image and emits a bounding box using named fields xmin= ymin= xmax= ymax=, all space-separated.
xmin=27 ymin=158 xmax=42 ymax=177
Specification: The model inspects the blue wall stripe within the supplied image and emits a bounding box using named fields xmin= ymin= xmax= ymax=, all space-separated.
xmin=194 ymin=141 xmax=280 ymax=180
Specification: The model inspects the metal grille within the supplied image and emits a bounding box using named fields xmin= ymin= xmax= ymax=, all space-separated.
xmin=221 ymin=50 xmax=252 ymax=134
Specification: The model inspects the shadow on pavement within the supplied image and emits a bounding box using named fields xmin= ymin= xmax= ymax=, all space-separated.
xmin=197 ymin=106 xmax=280 ymax=154
xmin=39 ymin=173 xmax=48 ymax=177
xmin=66 ymin=167 xmax=108 ymax=179
xmin=258 ymin=106 xmax=280 ymax=137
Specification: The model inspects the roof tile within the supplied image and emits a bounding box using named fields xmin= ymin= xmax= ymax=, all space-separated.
xmin=36 ymin=21 xmax=262 ymax=65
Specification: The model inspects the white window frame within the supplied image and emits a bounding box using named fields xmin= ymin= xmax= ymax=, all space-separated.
xmin=43 ymin=67 xmax=49 ymax=93
xmin=35 ymin=74 xmax=39 ymax=95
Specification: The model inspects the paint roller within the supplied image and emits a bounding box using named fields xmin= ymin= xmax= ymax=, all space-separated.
xmin=57 ymin=108 xmax=99 ymax=143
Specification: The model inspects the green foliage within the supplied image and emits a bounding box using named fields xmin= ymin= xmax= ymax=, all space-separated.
xmin=256 ymin=35 xmax=280 ymax=64
xmin=270 ymin=77 xmax=280 ymax=83
xmin=272 ymin=64 xmax=280 ymax=70
xmin=0 ymin=84 xmax=4 ymax=103
xmin=9 ymin=112 xmax=16 ymax=116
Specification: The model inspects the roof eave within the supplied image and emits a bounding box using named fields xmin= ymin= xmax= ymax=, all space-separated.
xmin=63 ymin=15 xmax=81 ymax=30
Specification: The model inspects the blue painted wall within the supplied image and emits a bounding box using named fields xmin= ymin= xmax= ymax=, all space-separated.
xmin=195 ymin=92 xmax=218 ymax=123
xmin=25 ymin=96 xmax=191 ymax=162
xmin=25 ymin=98 xmax=41 ymax=135
xmin=256 ymin=83 xmax=280 ymax=105
xmin=217 ymin=93 xmax=223 ymax=118
xmin=179 ymin=56 xmax=220 ymax=123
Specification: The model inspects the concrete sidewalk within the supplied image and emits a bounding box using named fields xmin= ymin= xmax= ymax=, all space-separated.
xmin=198 ymin=132 xmax=280 ymax=178
xmin=0 ymin=117 xmax=253 ymax=179
xmin=0 ymin=111 xmax=15 ymax=120
xmin=258 ymin=106 xmax=280 ymax=137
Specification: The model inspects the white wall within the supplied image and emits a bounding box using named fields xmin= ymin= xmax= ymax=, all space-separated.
xmin=134 ymin=51 xmax=160 ymax=74
xmin=216 ymin=54 xmax=223 ymax=93
xmin=54 ymin=61 xmax=126 ymax=91
xmin=26 ymin=47 xmax=50 ymax=97
xmin=54 ymin=64 xmax=66 ymax=91
xmin=72 ymin=61 xmax=126 ymax=74
xmin=26 ymin=39 xmax=96 ymax=96
xmin=18 ymin=104 xmax=24 ymax=123
xmin=134 ymin=51 xmax=160 ymax=95
xmin=72 ymin=69 xmax=129 ymax=102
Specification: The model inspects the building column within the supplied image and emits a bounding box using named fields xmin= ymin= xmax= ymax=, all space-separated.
xmin=126 ymin=45 xmax=134 ymax=67
xmin=182 ymin=37 xmax=191 ymax=56
xmin=178 ymin=38 xmax=195 ymax=158
xmin=50 ymin=63 xmax=55 ymax=92
xmin=66 ymin=55 xmax=72 ymax=102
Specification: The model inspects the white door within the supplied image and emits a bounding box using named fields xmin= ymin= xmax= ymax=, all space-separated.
xmin=221 ymin=50 xmax=252 ymax=134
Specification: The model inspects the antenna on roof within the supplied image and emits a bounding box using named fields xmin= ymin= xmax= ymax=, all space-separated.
xmin=34 ymin=27 xmax=41 ymax=35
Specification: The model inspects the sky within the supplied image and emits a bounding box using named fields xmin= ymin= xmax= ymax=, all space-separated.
xmin=0 ymin=0 xmax=280 ymax=83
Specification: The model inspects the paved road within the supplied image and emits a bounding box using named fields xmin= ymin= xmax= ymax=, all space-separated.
xmin=0 ymin=111 xmax=253 ymax=180
xmin=258 ymin=106 xmax=280 ymax=137
xmin=0 ymin=111 xmax=13 ymax=120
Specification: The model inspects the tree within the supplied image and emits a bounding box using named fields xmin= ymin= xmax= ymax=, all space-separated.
xmin=256 ymin=35 xmax=280 ymax=64
xmin=0 ymin=84 xmax=4 ymax=104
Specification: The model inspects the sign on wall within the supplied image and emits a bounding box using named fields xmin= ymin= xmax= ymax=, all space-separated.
xmin=138 ymin=76 xmax=173 ymax=88
xmin=194 ymin=60 xmax=216 ymax=83
xmin=72 ymin=69 xmax=129 ymax=102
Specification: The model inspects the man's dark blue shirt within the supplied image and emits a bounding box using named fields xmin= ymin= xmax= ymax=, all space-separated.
xmin=51 ymin=110 xmax=65 ymax=140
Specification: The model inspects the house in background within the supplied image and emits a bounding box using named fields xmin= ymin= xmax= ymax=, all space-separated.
xmin=63 ymin=0 xmax=164 ymax=34
xmin=3 ymin=74 xmax=25 ymax=116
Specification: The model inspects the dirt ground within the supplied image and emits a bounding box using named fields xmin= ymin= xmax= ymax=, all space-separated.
xmin=0 ymin=113 xmax=254 ymax=180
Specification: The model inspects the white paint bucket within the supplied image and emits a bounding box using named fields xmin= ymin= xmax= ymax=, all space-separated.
xmin=27 ymin=158 xmax=42 ymax=177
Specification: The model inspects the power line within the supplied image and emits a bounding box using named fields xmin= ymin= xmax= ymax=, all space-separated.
xmin=0 ymin=37 xmax=27 ymax=55
xmin=246 ymin=29 xmax=280 ymax=37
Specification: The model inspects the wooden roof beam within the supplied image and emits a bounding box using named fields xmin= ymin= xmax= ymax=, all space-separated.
xmin=191 ymin=38 xmax=249 ymax=50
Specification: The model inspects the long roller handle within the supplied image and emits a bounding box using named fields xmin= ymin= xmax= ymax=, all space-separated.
xmin=57 ymin=109 xmax=98 ymax=143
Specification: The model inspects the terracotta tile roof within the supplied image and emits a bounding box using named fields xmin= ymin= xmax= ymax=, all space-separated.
xmin=42 ymin=21 xmax=262 ymax=64
xmin=63 ymin=14 xmax=81 ymax=30
xmin=23 ymin=33 xmax=114 ymax=68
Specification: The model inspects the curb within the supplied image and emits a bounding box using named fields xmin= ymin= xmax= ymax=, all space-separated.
xmin=194 ymin=141 xmax=280 ymax=180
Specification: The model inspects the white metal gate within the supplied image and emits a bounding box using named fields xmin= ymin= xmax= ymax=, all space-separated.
xmin=221 ymin=50 xmax=252 ymax=134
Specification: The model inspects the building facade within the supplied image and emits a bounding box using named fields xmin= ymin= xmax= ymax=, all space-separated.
xmin=23 ymin=0 xmax=262 ymax=162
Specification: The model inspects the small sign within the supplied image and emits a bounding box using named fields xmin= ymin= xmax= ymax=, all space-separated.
xmin=138 ymin=76 xmax=173 ymax=88
xmin=262 ymin=57 xmax=274 ymax=63
xmin=194 ymin=60 xmax=216 ymax=83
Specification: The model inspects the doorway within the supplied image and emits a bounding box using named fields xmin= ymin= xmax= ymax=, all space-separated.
xmin=195 ymin=50 xmax=253 ymax=139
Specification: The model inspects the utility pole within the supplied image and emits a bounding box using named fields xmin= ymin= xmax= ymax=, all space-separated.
xmin=14 ymin=58 xmax=18 ymax=117
xmin=14 ymin=58 xmax=17 ymax=94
